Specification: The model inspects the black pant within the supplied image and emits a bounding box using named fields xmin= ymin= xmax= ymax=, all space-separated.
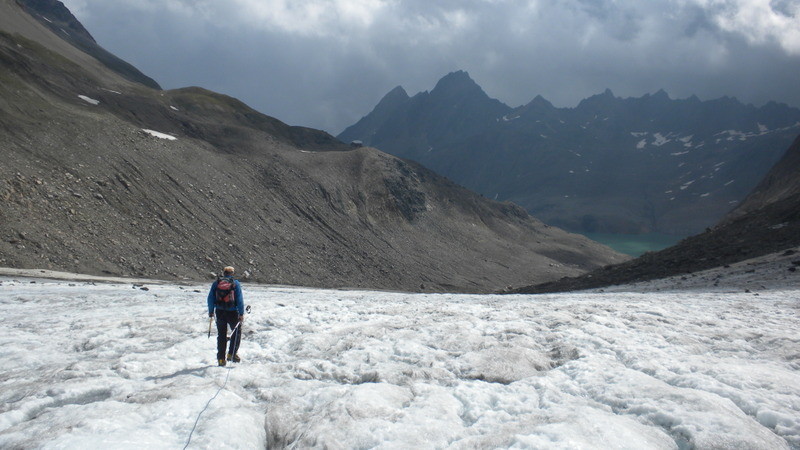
xmin=215 ymin=309 xmax=241 ymax=360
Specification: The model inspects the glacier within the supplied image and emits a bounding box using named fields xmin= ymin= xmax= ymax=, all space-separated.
xmin=0 ymin=275 xmax=798 ymax=449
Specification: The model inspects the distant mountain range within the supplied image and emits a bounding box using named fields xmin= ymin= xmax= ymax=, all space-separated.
xmin=515 ymin=133 xmax=800 ymax=293
xmin=0 ymin=0 xmax=623 ymax=293
xmin=339 ymin=71 xmax=800 ymax=236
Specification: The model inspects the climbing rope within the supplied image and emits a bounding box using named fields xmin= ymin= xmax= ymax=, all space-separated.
xmin=183 ymin=366 xmax=232 ymax=450
xmin=183 ymin=319 xmax=242 ymax=449
xmin=184 ymin=307 xmax=250 ymax=449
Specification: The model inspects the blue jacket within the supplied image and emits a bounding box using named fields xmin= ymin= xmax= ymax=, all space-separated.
xmin=208 ymin=277 xmax=244 ymax=315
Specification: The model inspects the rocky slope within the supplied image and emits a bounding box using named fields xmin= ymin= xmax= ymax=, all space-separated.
xmin=511 ymin=134 xmax=800 ymax=293
xmin=724 ymin=134 xmax=800 ymax=220
xmin=15 ymin=0 xmax=160 ymax=89
xmin=0 ymin=0 xmax=624 ymax=293
xmin=340 ymin=71 xmax=800 ymax=236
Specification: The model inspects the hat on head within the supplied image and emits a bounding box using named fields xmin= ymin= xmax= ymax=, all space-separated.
xmin=223 ymin=266 xmax=235 ymax=275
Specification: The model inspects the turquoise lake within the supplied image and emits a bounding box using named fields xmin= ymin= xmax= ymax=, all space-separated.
xmin=581 ymin=232 xmax=685 ymax=257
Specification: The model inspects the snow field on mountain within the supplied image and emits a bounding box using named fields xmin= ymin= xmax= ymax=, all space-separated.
xmin=0 ymin=278 xmax=798 ymax=449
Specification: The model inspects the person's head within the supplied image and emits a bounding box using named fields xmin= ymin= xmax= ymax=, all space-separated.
xmin=223 ymin=266 xmax=235 ymax=276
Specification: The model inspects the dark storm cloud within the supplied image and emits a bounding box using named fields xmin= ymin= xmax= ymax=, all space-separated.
xmin=61 ymin=0 xmax=800 ymax=134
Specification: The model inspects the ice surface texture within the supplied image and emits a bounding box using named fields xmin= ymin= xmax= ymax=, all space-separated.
xmin=0 ymin=278 xmax=797 ymax=449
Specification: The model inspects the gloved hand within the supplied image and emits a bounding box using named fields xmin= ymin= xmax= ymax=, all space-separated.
xmin=238 ymin=315 xmax=244 ymax=322
xmin=209 ymin=313 xmax=214 ymax=318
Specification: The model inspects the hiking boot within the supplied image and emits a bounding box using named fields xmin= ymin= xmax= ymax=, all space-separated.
xmin=227 ymin=353 xmax=241 ymax=363
xmin=218 ymin=358 xmax=226 ymax=367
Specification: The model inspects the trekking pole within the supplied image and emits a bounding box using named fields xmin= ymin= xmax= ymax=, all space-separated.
xmin=207 ymin=316 xmax=213 ymax=339
xmin=227 ymin=305 xmax=250 ymax=355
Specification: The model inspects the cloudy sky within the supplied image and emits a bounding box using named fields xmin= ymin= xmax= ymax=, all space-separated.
xmin=61 ymin=0 xmax=800 ymax=134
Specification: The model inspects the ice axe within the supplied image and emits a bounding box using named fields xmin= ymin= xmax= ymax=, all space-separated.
xmin=207 ymin=316 xmax=214 ymax=339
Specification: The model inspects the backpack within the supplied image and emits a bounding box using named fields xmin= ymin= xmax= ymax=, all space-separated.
xmin=215 ymin=276 xmax=236 ymax=306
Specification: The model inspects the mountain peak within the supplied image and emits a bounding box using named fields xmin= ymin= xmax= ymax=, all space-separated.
xmin=431 ymin=70 xmax=483 ymax=97
xmin=576 ymin=88 xmax=618 ymax=111
xmin=377 ymin=85 xmax=409 ymax=107
xmin=437 ymin=70 xmax=474 ymax=85
xmin=522 ymin=94 xmax=555 ymax=111
xmin=652 ymin=89 xmax=670 ymax=101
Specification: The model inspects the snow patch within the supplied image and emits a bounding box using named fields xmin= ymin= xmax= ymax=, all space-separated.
xmin=170 ymin=106 xmax=179 ymax=111
xmin=142 ymin=129 xmax=177 ymax=140
xmin=652 ymin=133 xmax=670 ymax=146
xmin=78 ymin=95 xmax=99 ymax=106
xmin=636 ymin=139 xmax=647 ymax=149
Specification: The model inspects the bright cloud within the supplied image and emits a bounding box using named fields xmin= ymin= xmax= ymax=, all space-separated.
xmin=695 ymin=0 xmax=800 ymax=54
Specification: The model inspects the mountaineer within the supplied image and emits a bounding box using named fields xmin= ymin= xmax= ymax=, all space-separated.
xmin=207 ymin=266 xmax=244 ymax=366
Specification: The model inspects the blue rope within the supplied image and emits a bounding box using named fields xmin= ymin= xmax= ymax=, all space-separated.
xmin=184 ymin=316 xmax=244 ymax=449
xmin=183 ymin=366 xmax=232 ymax=450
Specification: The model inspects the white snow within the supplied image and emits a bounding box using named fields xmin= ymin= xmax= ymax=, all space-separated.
xmin=636 ymin=139 xmax=647 ymax=149
xmin=0 ymin=273 xmax=798 ymax=448
xmin=715 ymin=127 xmax=777 ymax=142
xmin=670 ymin=151 xmax=689 ymax=156
xmin=170 ymin=106 xmax=180 ymax=111
xmin=652 ymin=133 xmax=671 ymax=146
xmin=78 ymin=95 xmax=99 ymax=106
xmin=631 ymin=132 xmax=648 ymax=137
xmin=142 ymin=129 xmax=177 ymax=141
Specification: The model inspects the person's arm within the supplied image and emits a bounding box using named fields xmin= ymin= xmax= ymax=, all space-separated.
xmin=207 ymin=281 xmax=217 ymax=317
xmin=235 ymin=281 xmax=245 ymax=318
